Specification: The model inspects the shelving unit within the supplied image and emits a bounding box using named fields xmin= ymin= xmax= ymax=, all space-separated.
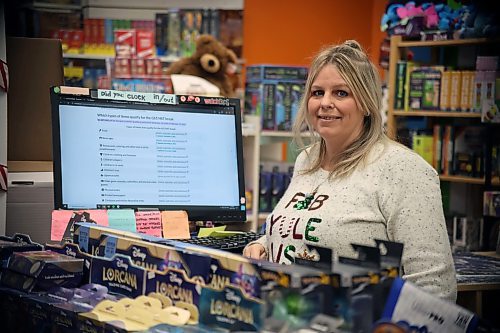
xmin=386 ymin=35 xmax=498 ymax=138
xmin=386 ymin=34 xmax=499 ymax=250
xmin=240 ymin=118 xmax=310 ymax=232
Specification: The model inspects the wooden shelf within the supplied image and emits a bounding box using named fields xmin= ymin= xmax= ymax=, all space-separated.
xmin=439 ymin=175 xmax=490 ymax=185
xmin=393 ymin=110 xmax=482 ymax=118
xmin=397 ymin=38 xmax=497 ymax=48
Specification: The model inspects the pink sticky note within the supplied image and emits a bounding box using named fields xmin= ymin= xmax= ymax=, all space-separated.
xmin=80 ymin=209 xmax=109 ymax=226
xmin=50 ymin=209 xmax=109 ymax=242
xmin=51 ymin=210 xmax=75 ymax=242
xmin=135 ymin=211 xmax=162 ymax=237
xmin=161 ymin=210 xmax=190 ymax=239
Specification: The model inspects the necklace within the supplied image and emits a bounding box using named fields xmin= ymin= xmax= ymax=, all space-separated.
xmin=293 ymin=172 xmax=330 ymax=210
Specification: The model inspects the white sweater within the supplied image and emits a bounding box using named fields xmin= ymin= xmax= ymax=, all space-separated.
xmin=253 ymin=141 xmax=457 ymax=302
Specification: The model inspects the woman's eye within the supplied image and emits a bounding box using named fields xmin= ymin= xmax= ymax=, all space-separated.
xmin=311 ymin=90 xmax=324 ymax=97
xmin=336 ymin=90 xmax=348 ymax=97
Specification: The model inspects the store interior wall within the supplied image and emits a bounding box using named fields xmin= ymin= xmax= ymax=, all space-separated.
xmin=243 ymin=0 xmax=387 ymax=77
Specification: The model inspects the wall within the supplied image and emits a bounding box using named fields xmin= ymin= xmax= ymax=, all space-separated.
xmin=243 ymin=0 xmax=387 ymax=73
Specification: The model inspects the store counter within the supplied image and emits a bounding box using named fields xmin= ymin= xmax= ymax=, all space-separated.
xmin=454 ymin=251 xmax=500 ymax=323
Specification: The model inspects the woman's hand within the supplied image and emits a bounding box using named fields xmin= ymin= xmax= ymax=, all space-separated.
xmin=243 ymin=243 xmax=267 ymax=260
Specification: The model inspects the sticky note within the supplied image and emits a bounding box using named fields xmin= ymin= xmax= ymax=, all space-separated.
xmin=51 ymin=210 xmax=75 ymax=241
xmin=50 ymin=209 xmax=110 ymax=242
xmin=135 ymin=211 xmax=162 ymax=237
xmin=81 ymin=210 xmax=109 ymax=226
xmin=197 ymin=225 xmax=226 ymax=238
xmin=161 ymin=210 xmax=190 ymax=239
xmin=108 ymin=209 xmax=137 ymax=232
xmin=210 ymin=230 xmax=245 ymax=238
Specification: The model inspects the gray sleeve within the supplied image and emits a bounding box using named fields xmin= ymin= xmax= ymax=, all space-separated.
xmin=379 ymin=149 xmax=457 ymax=302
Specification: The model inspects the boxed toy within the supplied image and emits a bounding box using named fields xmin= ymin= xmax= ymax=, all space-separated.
xmin=246 ymin=65 xmax=308 ymax=82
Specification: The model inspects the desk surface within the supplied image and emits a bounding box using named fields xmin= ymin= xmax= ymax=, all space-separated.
xmin=454 ymin=252 xmax=500 ymax=290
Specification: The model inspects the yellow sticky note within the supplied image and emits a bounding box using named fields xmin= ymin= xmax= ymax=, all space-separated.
xmin=210 ymin=230 xmax=244 ymax=238
xmin=161 ymin=210 xmax=190 ymax=239
xmin=197 ymin=225 xmax=226 ymax=238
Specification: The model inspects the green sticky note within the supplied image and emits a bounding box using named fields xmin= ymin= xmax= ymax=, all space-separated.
xmin=198 ymin=225 xmax=226 ymax=237
xmin=107 ymin=209 xmax=137 ymax=232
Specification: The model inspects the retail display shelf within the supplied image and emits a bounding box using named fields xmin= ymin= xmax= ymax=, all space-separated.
xmin=438 ymin=175 xmax=499 ymax=185
xmin=393 ymin=110 xmax=482 ymax=118
xmin=397 ymin=38 xmax=497 ymax=48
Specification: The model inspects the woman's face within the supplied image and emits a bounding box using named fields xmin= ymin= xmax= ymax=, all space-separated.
xmin=307 ymin=64 xmax=364 ymax=150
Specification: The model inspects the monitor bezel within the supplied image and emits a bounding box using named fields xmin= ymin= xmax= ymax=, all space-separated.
xmin=50 ymin=87 xmax=247 ymax=222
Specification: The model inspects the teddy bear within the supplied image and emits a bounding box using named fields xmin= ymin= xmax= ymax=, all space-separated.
xmin=166 ymin=34 xmax=238 ymax=97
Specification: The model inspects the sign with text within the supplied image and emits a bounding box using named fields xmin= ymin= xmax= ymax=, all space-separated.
xmin=97 ymin=89 xmax=176 ymax=105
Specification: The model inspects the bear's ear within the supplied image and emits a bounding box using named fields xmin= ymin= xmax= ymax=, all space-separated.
xmin=226 ymin=48 xmax=237 ymax=64
xmin=196 ymin=34 xmax=216 ymax=48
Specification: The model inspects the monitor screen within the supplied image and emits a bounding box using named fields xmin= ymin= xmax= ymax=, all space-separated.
xmin=50 ymin=88 xmax=246 ymax=222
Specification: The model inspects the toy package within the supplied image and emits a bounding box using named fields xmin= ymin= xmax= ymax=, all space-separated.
xmin=3 ymin=250 xmax=83 ymax=292
xmin=90 ymin=254 xmax=146 ymax=298
xmin=0 ymin=233 xmax=43 ymax=267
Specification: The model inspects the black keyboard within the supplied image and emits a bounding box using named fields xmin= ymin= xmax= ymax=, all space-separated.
xmin=176 ymin=231 xmax=263 ymax=253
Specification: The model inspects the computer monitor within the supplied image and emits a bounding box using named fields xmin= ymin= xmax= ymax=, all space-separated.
xmin=50 ymin=87 xmax=247 ymax=222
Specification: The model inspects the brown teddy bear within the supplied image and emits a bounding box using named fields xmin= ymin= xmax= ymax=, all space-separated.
xmin=166 ymin=34 xmax=238 ymax=97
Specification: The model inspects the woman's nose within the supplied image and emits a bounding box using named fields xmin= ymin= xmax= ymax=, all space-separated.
xmin=320 ymin=94 xmax=334 ymax=109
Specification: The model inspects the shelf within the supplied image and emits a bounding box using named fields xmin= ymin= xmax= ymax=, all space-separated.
xmin=393 ymin=111 xmax=482 ymax=118
xmin=439 ymin=175 xmax=488 ymax=185
xmin=64 ymin=53 xmax=112 ymax=60
xmin=63 ymin=53 xmax=181 ymax=63
xmin=396 ymin=38 xmax=497 ymax=48
xmin=261 ymin=131 xmax=293 ymax=137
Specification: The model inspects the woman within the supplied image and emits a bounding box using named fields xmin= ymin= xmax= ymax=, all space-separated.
xmin=243 ymin=40 xmax=457 ymax=302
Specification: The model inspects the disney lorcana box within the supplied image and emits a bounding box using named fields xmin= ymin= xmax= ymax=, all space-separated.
xmin=0 ymin=233 xmax=43 ymax=266
xmin=5 ymin=250 xmax=84 ymax=290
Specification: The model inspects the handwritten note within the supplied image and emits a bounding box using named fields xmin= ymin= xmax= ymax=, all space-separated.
xmin=50 ymin=209 xmax=109 ymax=242
xmin=135 ymin=211 xmax=162 ymax=237
xmin=97 ymin=89 xmax=176 ymax=105
xmin=161 ymin=210 xmax=190 ymax=239
xmin=108 ymin=209 xmax=137 ymax=232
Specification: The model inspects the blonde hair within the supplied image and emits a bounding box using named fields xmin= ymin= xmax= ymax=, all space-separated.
xmin=292 ymin=40 xmax=389 ymax=178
